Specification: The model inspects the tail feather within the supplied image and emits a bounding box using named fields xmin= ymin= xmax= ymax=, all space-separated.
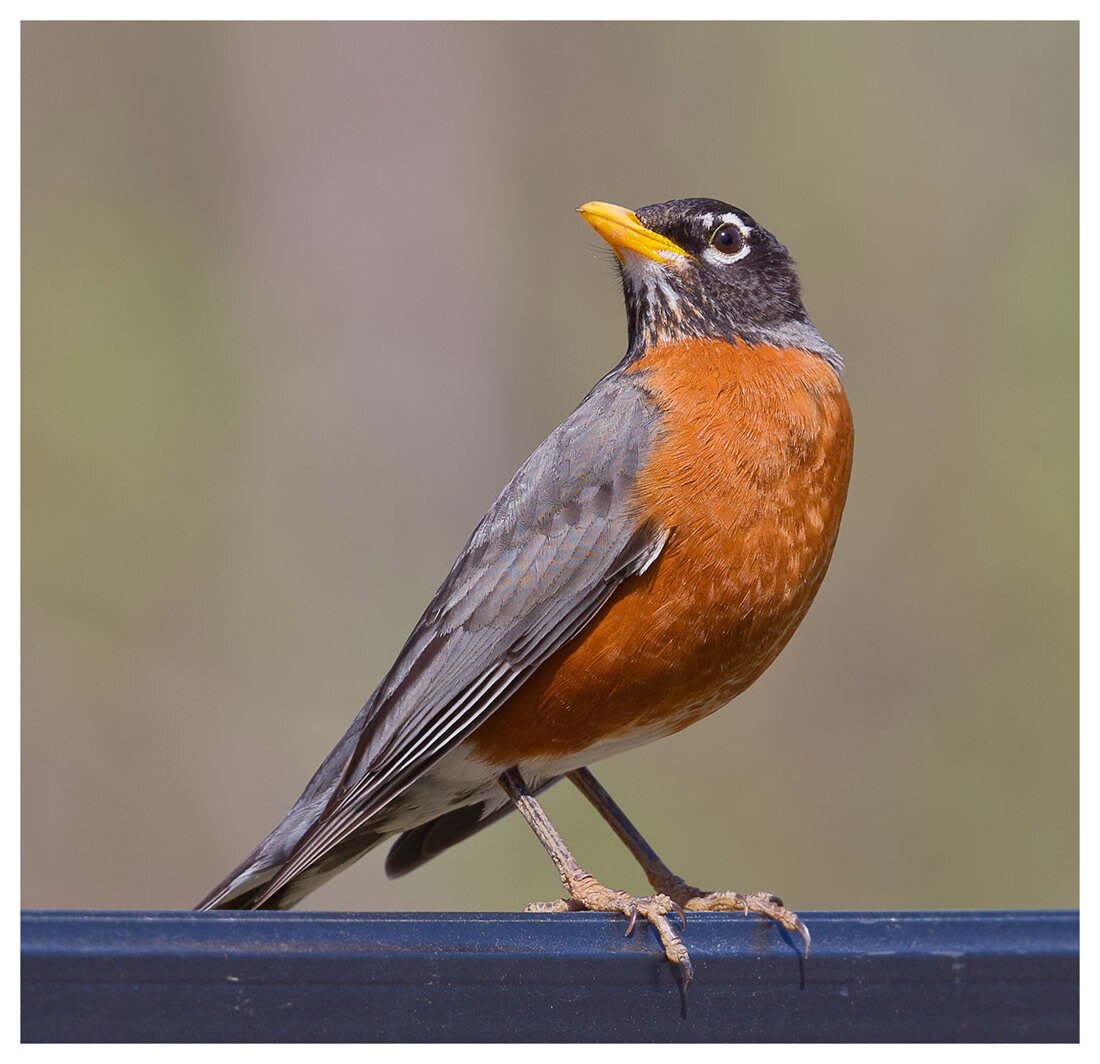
xmin=197 ymin=825 xmax=385 ymax=910
xmin=384 ymin=802 xmax=505 ymax=879
xmin=197 ymin=702 xmax=385 ymax=910
xmin=384 ymin=776 xmax=560 ymax=879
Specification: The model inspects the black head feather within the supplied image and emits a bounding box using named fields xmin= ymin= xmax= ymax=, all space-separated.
xmin=619 ymin=198 xmax=840 ymax=372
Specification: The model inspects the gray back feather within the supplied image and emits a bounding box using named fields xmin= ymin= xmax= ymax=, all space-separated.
xmin=198 ymin=366 xmax=667 ymax=909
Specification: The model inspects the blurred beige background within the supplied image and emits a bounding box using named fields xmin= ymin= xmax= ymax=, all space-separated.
xmin=22 ymin=22 xmax=1077 ymax=913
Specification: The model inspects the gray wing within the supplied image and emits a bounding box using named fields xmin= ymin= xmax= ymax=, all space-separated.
xmin=198 ymin=367 xmax=668 ymax=909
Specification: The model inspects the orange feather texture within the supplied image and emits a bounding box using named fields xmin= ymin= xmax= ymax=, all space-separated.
xmin=470 ymin=338 xmax=854 ymax=767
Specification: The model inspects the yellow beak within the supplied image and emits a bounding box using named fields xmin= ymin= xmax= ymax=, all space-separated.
xmin=577 ymin=201 xmax=687 ymax=263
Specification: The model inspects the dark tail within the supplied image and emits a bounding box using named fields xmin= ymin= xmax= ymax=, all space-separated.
xmin=197 ymin=824 xmax=386 ymax=910
xmin=383 ymin=776 xmax=560 ymax=879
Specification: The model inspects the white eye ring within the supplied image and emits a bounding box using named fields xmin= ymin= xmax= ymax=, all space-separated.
xmin=701 ymin=212 xmax=752 ymax=266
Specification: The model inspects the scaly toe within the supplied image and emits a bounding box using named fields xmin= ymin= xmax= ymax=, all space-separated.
xmin=622 ymin=894 xmax=694 ymax=988
xmin=678 ymin=888 xmax=810 ymax=957
xmin=525 ymin=898 xmax=581 ymax=913
xmin=529 ymin=881 xmax=695 ymax=988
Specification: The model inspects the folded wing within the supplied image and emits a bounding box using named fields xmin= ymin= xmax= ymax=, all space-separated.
xmin=197 ymin=367 xmax=667 ymax=909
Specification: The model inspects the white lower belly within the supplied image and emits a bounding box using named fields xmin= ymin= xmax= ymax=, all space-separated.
xmin=371 ymin=717 xmax=683 ymax=836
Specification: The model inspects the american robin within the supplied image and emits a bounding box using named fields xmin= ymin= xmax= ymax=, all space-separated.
xmin=198 ymin=198 xmax=854 ymax=987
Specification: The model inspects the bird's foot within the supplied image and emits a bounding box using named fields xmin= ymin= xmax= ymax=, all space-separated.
xmin=526 ymin=873 xmax=694 ymax=988
xmin=655 ymin=877 xmax=810 ymax=957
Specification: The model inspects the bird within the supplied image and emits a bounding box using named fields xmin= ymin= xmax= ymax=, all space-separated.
xmin=197 ymin=197 xmax=854 ymax=988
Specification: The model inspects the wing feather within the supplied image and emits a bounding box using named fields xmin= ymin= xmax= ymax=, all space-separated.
xmin=198 ymin=367 xmax=667 ymax=910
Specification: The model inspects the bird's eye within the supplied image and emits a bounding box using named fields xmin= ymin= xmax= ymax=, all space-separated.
xmin=711 ymin=224 xmax=746 ymax=255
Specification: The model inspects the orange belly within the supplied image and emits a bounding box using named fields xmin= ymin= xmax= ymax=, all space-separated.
xmin=470 ymin=338 xmax=854 ymax=768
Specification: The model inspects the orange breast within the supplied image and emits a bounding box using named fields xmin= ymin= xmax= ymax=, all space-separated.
xmin=470 ymin=338 xmax=854 ymax=768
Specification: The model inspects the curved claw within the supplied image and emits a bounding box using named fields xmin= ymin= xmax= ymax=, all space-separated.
xmin=522 ymin=879 xmax=697 ymax=992
xmin=624 ymin=906 xmax=639 ymax=937
xmin=791 ymin=913 xmax=812 ymax=958
xmin=678 ymin=953 xmax=694 ymax=992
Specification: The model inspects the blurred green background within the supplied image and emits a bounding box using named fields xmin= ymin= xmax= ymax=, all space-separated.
xmin=22 ymin=22 xmax=1077 ymax=912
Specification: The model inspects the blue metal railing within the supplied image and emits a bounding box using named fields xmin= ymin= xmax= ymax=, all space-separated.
xmin=22 ymin=909 xmax=1078 ymax=1042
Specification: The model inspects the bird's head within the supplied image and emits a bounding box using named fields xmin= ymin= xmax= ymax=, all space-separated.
xmin=578 ymin=198 xmax=839 ymax=371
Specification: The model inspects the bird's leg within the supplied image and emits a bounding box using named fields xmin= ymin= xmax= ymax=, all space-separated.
xmin=567 ymin=767 xmax=810 ymax=956
xmin=498 ymin=767 xmax=694 ymax=987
